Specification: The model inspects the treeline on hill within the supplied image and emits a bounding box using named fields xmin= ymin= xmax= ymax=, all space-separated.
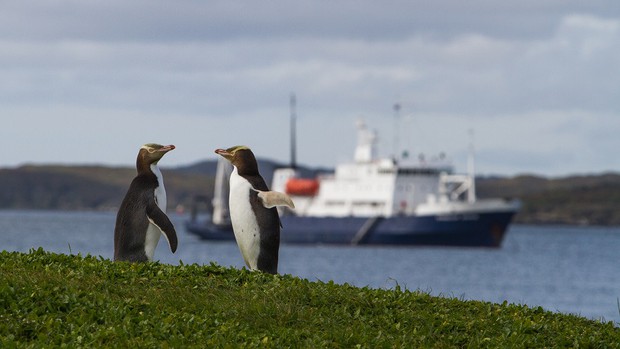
xmin=1 ymin=161 xmax=620 ymax=226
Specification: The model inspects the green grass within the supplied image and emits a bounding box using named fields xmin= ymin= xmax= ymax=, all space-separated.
xmin=1 ymin=249 xmax=619 ymax=348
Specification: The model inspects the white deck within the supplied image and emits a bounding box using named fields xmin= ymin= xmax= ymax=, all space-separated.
xmin=271 ymin=121 xmax=519 ymax=219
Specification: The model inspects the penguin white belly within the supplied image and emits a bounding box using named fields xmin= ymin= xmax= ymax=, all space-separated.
xmin=144 ymin=224 xmax=161 ymax=261
xmin=229 ymin=168 xmax=261 ymax=270
xmin=144 ymin=164 xmax=167 ymax=261
xmin=151 ymin=164 xmax=167 ymax=210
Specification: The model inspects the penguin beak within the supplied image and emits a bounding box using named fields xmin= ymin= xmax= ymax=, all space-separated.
xmin=215 ymin=148 xmax=236 ymax=162
xmin=159 ymin=145 xmax=176 ymax=153
xmin=215 ymin=148 xmax=229 ymax=156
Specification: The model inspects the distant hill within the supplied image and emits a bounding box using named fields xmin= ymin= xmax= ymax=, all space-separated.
xmin=1 ymin=161 xmax=619 ymax=226
xmin=173 ymin=158 xmax=324 ymax=185
xmin=0 ymin=164 xmax=209 ymax=211
xmin=0 ymin=159 xmax=322 ymax=212
xmin=476 ymin=173 xmax=620 ymax=226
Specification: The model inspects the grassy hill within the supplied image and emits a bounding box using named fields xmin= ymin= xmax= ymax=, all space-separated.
xmin=1 ymin=249 xmax=618 ymax=347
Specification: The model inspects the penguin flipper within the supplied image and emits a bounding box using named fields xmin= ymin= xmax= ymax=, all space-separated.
xmin=146 ymin=204 xmax=179 ymax=253
xmin=252 ymin=188 xmax=295 ymax=209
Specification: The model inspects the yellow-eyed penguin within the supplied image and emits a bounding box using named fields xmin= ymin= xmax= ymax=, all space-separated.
xmin=215 ymin=146 xmax=294 ymax=274
xmin=114 ymin=143 xmax=178 ymax=262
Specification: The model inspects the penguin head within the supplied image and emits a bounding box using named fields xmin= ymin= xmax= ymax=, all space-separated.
xmin=215 ymin=145 xmax=259 ymax=175
xmin=138 ymin=143 xmax=175 ymax=167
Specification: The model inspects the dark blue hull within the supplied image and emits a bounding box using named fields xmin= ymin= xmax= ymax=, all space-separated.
xmin=185 ymin=211 xmax=517 ymax=247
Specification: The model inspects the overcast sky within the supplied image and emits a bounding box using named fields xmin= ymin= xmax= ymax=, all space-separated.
xmin=1 ymin=1 xmax=618 ymax=176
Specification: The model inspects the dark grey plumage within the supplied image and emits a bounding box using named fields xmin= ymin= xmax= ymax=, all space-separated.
xmin=114 ymin=144 xmax=178 ymax=262
xmin=215 ymin=146 xmax=294 ymax=274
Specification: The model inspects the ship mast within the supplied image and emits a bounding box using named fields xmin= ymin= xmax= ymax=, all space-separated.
xmin=290 ymin=93 xmax=297 ymax=169
xmin=393 ymin=103 xmax=401 ymax=162
xmin=467 ymin=129 xmax=477 ymax=202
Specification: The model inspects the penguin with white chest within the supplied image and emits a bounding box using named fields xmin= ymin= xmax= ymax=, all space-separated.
xmin=114 ymin=143 xmax=178 ymax=262
xmin=215 ymin=146 xmax=294 ymax=274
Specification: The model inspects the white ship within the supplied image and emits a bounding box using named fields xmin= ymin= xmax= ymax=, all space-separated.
xmin=187 ymin=119 xmax=520 ymax=247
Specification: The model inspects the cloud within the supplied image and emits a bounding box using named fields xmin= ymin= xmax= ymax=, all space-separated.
xmin=0 ymin=3 xmax=618 ymax=176
xmin=2 ymin=1 xmax=618 ymax=42
xmin=5 ymin=13 xmax=618 ymax=115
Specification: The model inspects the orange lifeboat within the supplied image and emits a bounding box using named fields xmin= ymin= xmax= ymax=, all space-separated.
xmin=285 ymin=178 xmax=320 ymax=196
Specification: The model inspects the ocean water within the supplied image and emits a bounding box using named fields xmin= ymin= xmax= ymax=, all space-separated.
xmin=1 ymin=209 xmax=619 ymax=324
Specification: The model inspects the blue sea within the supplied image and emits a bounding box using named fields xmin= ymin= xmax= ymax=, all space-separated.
xmin=1 ymin=209 xmax=619 ymax=324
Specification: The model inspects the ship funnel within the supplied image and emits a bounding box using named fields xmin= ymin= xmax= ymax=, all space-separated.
xmin=354 ymin=120 xmax=378 ymax=163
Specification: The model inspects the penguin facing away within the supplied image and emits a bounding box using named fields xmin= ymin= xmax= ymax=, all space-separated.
xmin=215 ymin=146 xmax=294 ymax=274
xmin=114 ymin=143 xmax=178 ymax=262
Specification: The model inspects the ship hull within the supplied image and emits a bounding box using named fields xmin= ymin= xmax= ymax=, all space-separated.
xmin=185 ymin=210 xmax=517 ymax=247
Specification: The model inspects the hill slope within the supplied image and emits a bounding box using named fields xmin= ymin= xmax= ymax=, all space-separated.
xmin=1 ymin=249 xmax=618 ymax=347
